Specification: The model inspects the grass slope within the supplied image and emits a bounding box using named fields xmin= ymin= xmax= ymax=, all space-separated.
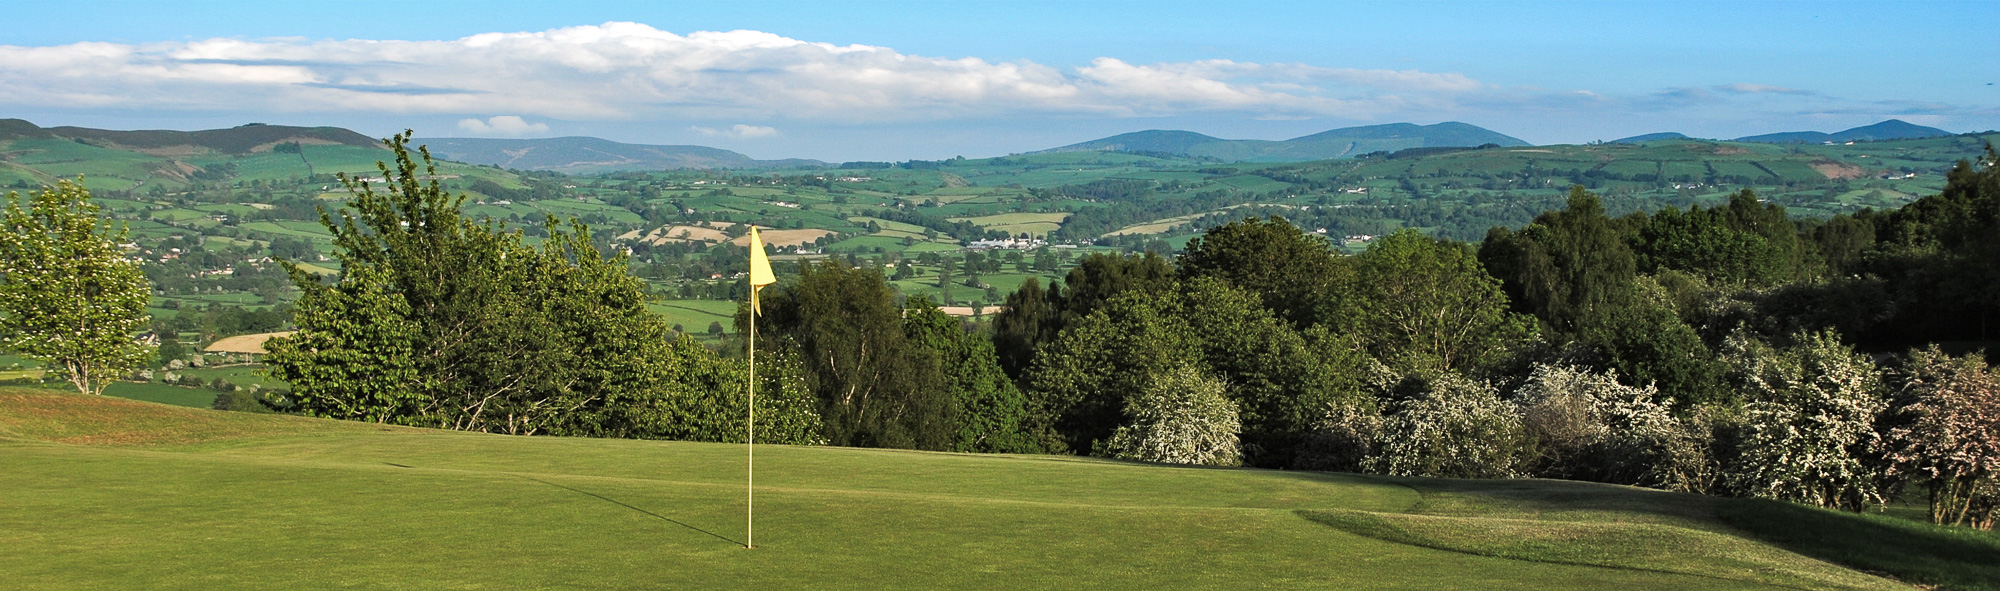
xmin=0 ymin=388 xmax=1975 ymax=590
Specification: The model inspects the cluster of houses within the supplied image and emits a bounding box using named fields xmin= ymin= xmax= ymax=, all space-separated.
xmin=966 ymin=237 xmax=1047 ymax=250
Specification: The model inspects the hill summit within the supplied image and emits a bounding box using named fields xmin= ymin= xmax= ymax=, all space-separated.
xmin=1039 ymin=122 xmax=1529 ymax=162
xmin=415 ymin=136 xmax=825 ymax=174
xmin=1734 ymin=119 xmax=1952 ymax=144
xmin=0 ymin=119 xmax=381 ymax=155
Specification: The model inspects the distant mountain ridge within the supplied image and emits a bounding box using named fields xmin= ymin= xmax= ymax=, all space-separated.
xmin=1039 ymin=122 xmax=1531 ymax=162
xmin=416 ymin=136 xmax=824 ymax=173
xmin=1733 ymin=120 xmax=1952 ymax=144
xmin=0 ymin=119 xmax=380 ymax=155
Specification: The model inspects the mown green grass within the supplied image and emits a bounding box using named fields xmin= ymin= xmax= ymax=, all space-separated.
xmin=0 ymin=388 xmax=1961 ymax=590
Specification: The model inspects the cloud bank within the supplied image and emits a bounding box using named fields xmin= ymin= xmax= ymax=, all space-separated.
xmin=691 ymin=124 xmax=779 ymax=139
xmin=457 ymin=115 xmax=548 ymax=135
xmin=0 ymin=22 xmax=1489 ymax=122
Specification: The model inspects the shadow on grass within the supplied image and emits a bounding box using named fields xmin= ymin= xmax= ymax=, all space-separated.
xmin=1719 ymin=499 xmax=2000 ymax=591
xmin=510 ymin=474 xmax=744 ymax=547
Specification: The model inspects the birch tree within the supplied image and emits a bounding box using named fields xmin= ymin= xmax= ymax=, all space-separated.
xmin=0 ymin=179 xmax=151 ymax=396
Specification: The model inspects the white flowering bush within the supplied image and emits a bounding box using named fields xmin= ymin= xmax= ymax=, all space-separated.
xmin=1366 ymin=373 xmax=1529 ymax=478
xmin=1513 ymin=364 xmax=1706 ymax=490
xmin=1883 ymin=347 xmax=2000 ymax=528
xmin=1099 ymin=364 xmax=1243 ymax=466
xmin=1722 ymin=330 xmax=1888 ymax=510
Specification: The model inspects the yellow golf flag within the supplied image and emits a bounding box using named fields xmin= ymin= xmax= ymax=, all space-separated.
xmin=747 ymin=226 xmax=777 ymax=314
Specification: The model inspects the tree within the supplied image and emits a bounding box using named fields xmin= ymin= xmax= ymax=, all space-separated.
xmin=1099 ymin=363 xmax=1243 ymax=466
xmin=1365 ymin=372 xmax=1530 ymax=479
xmin=1722 ymin=330 xmax=1888 ymax=510
xmin=1333 ymin=229 xmax=1536 ymax=375
xmin=991 ymin=277 xmax=1062 ymax=380
xmin=265 ymin=133 xmax=692 ymax=436
xmin=1026 ymin=289 xmax=1201 ymax=454
xmin=1882 ymin=347 xmax=2000 ymax=528
xmin=1479 ymin=186 xmax=1637 ymax=336
xmin=0 ymin=179 xmax=151 ymax=396
xmin=1178 ymin=216 xmax=1346 ymax=326
xmin=1513 ymin=364 xmax=1704 ymax=490
xmin=758 ymin=259 xmax=954 ymax=449
xmin=903 ymin=297 xmax=1039 ymax=453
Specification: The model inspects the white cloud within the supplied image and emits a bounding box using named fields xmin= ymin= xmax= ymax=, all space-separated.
xmin=457 ymin=115 xmax=548 ymax=136
xmin=1717 ymin=83 xmax=1814 ymax=95
xmin=691 ymin=124 xmax=779 ymax=139
xmin=0 ymin=22 xmax=1493 ymax=122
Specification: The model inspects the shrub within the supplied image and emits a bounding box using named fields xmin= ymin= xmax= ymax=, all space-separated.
xmin=1513 ymin=364 xmax=1704 ymax=490
xmin=1366 ymin=373 xmax=1530 ymax=478
xmin=1098 ymin=364 xmax=1243 ymax=466
xmin=212 ymin=389 xmax=273 ymax=413
xmin=1882 ymin=346 xmax=2000 ymax=528
xmin=1722 ymin=330 xmax=1888 ymax=511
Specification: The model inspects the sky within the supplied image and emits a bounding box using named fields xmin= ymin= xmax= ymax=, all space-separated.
xmin=3 ymin=0 xmax=1996 ymax=161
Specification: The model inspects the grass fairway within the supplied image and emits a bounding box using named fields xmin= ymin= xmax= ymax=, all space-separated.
xmin=0 ymin=388 xmax=1973 ymax=590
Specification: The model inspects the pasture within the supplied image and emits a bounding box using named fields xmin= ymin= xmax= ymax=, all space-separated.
xmin=4 ymin=389 xmax=1992 ymax=590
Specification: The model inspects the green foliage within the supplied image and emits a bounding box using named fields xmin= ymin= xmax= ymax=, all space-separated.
xmin=263 ymin=265 xmax=421 ymax=423
xmin=265 ymin=132 xmax=722 ymax=438
xmin=1177 ymin=216 xmax=1346 ymax=326
xmin=1026 ymin=288 xmax=1201 ymax=455
xmin=1332 ymin=229 xmax=1536 ymax=375
xmin=1099 ymin=363 xmax=1242 ymax=466
xmin=902 ymin=297 xmax=1038 ymax=453
xmin=1579 ymin=276 xmax=1727 ymax=406
xmin=1480 ymin=186 xmax=1637 ymax=336
xmin=1630 ymin=190 xmax=1816 ymax=287
xmin=758 ymin=259 xmax=953 ymax=449
xmin=0 ymin=179 xmax=152 ymax=396
xmin=990 ymin=277 xmax=1061 ymax=380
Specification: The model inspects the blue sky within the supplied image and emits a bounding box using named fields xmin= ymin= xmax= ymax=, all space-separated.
xmin=4 ymin=0 xmax=1995 ymax=161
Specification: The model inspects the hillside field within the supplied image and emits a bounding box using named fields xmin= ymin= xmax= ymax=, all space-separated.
xmin=5 ymin=389 xmax=1996 ymax=590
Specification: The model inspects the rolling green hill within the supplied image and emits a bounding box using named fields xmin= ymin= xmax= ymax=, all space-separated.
xmin=417 ymin=136 xmax=827 ymax=174
xmin=6 ymin=388 xmax=1996 ymax=590
xmin=1042 ymin=122 xmax=1531 ymax=162
xmin=1734 ymin=119 xmax=1954 ymax=144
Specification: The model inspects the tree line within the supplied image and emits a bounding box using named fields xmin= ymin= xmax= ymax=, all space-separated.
xmin=6 ymin=135 xmax=1996 ymax=531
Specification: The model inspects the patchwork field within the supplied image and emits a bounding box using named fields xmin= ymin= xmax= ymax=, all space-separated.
xmin=4 ymin=388 xmax=1993 ymax=590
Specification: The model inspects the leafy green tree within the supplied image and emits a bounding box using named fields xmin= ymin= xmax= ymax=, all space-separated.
xmin=1056 ymin=251 xmax=1176 ymax=323
xmin=0 ymin=179 xmax=151 ymax=396
xmin=264 ymin=265 xmax=422 ymax=422
xmin=1629 ymin=190 xmax=1814 ymax=288
xmin=1333 ymin=229 xmax=1536 ymax=375
xmin=991 ymin=277 xmax=1063 ymax=380
xmin=758 ymin=259 xmax=953 ymax=449
xmin=1178 ymin=216 xmax=1347 ymax=326
xmin=1177 ymin=277 xmax=1371 ymax=466
xmin=903 ymin=297 xmax=1039 ymax=453
xmin=1027 ymin=277 xmax=1369 ymax=464
xmin=1099 ymin=363 xmax=1242 ymax=466
xmin=1581 ymin=276 xmax=1728 ymax=406
xmin=266 ymin=133 xmax=691 ymax=436
xmin=1480 ymin=186 xmax=1637 ymax=336
xmin=1026 ymin=289 xmax=1201 ymax=455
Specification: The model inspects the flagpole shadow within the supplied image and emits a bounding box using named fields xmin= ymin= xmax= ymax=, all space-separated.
xmin=510 ymin=474 xmax=744 ymax=547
